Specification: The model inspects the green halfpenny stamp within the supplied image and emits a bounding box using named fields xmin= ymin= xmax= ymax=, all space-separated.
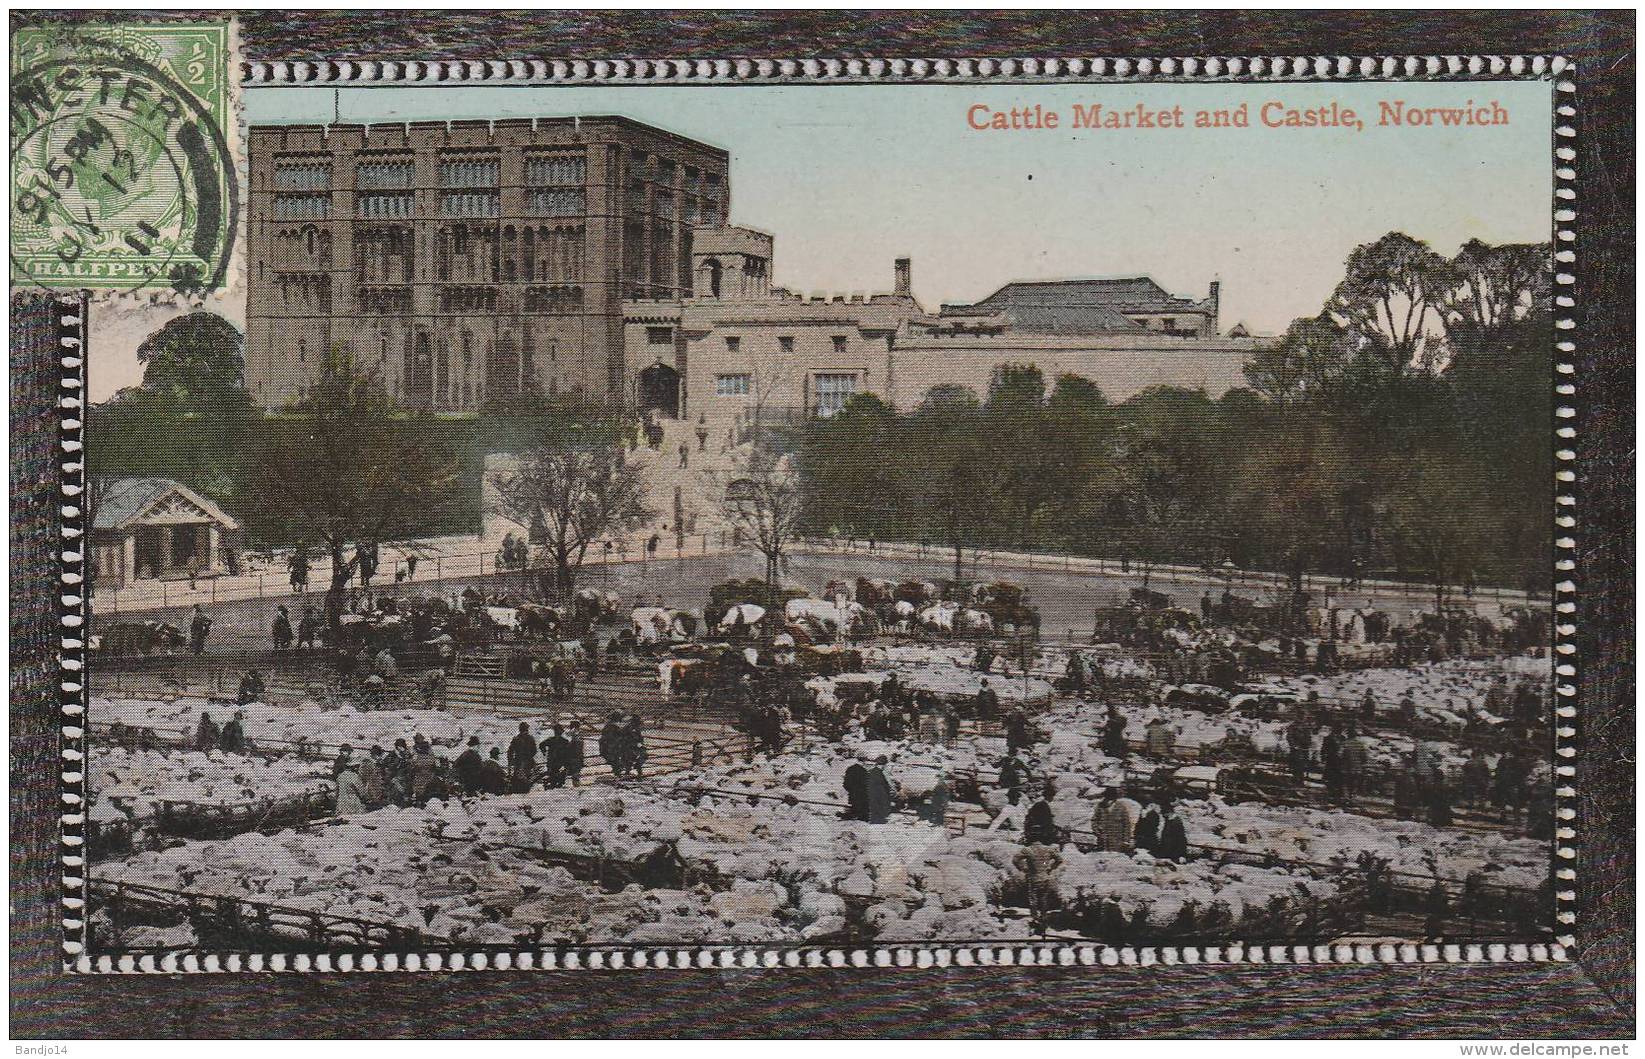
xmin=10 ymin=21 xmax=237 ymax=292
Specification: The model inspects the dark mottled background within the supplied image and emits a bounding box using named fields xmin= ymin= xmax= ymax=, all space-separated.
xmin=10 ymin=10 xmax=1634 ymax=1039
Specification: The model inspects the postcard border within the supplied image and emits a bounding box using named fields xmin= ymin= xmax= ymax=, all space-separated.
xmin=52 ymin=54 xmax=1584 ymax=976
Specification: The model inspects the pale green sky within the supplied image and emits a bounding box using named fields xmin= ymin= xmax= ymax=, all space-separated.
xmin=248 ymin=79 xmax=1553 ymax=332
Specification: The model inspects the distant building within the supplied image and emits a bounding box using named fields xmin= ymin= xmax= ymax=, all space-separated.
xmin=90 ymin=478 xmax=241 ymax=586
xmin=624 ymin=227 xmax=1265 ymax=424
xmin=936 ymin=277 xmax=1220 ymax=338
xmin=245 ymin=117 xmax=729 ymax=410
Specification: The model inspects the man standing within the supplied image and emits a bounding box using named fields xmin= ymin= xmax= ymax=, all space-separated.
xmin=297 ymin=606 xmax=318 ymax=651
xmin=409 ymin=736 xmax=438 ymax=805
xmin=1103 ymin=708 xmax=1130 ymax=760
xmin=842 ymin=760 xmax=871 ymax=822
xmin=359 ymin=747 xmax=389 ymax=809
xmin=272 ymin=605 xmax=293 ymax=651
xmin=454 ymin=736 xmax=485 ymax=795
xmin=540 ymin=724 xmax=570 ymax=789
xmin=219 ymin=711 xmax=247 ymax=754
xmin=334 ymin=760 xmax=367 ymax=816
xmin=1145 ymin=717 xmax=1176 ymax=758
xmin=1024 ymin=782 xmax=1060 ymax=847
xmin=331 ymin=744 xmax=355 ymax=779
xmin=195 ymin=712 xmax=220 ymax=751
xmin=189 ymin=604 xmax=212 ymax=656
xmin=865 ymin=756 xmax=893 ymax=824
xmin=565 ymin=721 xmax=585 ymax=787
xmin=507 ymin=722 xmax=538 ymax=793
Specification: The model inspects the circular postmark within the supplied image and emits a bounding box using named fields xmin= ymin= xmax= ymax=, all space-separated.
xmin=10 ymin=29 xmax=238 ymax=294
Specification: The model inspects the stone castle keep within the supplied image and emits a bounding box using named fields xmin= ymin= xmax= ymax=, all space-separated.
xmin=246 ymin=116 xmax=1266 ymax=421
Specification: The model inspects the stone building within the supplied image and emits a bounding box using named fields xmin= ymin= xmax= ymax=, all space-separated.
xmin=90 ymin=478 xmax=241 ymax=586
xmin=245 ymin=117 xmax=729 ymax=410
xmin=623 ymin=227 xmax=1265 ymax=426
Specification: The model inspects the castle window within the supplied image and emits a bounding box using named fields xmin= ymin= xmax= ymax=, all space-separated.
xmin=725 ymin=336 xmax=740 ymax=354
xmin=813 ymin=373 xmax=858 ymax=417
xmin=647 ymin=327 xmax=673 ymax=346
xmin=715 ymin=373 xmax=750 ymax=397
xmin=778 ymin=336 xmax=795 ymax=354
xmin=831 ymin=335 xmax=847 ymax=354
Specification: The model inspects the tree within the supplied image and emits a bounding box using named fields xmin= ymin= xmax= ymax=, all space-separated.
xmin=1443 ymin=239 xmax=1552 ymax=339
xmin=135 ymin=312 xmax=247 ymax=406
xmin=1243 ymin=313 xmax=1356 ymax=405
xmin=723 ymin=444 xmax=806 ymax=592
xmin=488 ymin=420 xmax=654 ymax=600
xmin=256 ymin=350 xmax=458 ymax=640
xmin=1385 ymin=458 xmax=1498 ymax=611
xmin=1327 ymin=232 xmax=1454 ymax=370
xmin=907 ymin=390 xmax=999 ymax=581
xmin=985 ymin=364 xmax=1053 ymax=547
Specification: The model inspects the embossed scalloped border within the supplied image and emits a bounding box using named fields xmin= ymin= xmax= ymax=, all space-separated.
xmin=64 ymin=54 xmax=1576 ymax=973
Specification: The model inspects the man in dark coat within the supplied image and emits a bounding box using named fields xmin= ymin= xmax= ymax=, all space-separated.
xmin=1024 ymin=783 xmax=1060 ymax=846
xmin=1004 ymin=706 xmax=1032 ymax=755
xmin=998 ymin=754 xmax=1029 ymax=805
xmin=331 ymin=744 xmax=355 ymax=779
xmin=865 ymin=758 xmax=894 ymax=824
xmin=1321 ymin=726 xmax=1346 ymax=803
xmin=507 ymin=722 xmax=537 ymax=793
xmin=454 ymin=736 xmax=485 ymax=795
xmin=479 ymin=748 xmax=509 ymax=795
xmin=1103 ymin=708 xmax=1130 ymax=760
xmin=1064 ymin=652 xmax=1087 ymax=694
xmin=599 ymin=713 xmax=627 ymax=778
xmin=236 ymin=670 xmax=266 ymax=706
xmin=189 ymin=605 xmax=212 ymax=655
xmin=1155 ymin=798 xmax=1189 ymax=862
xmin=219 ymin=711 xmax=247 ymax=753
xmin=971 ymin=677 xmax=999 ymax=721
xmin=539 ymin=725 xmax=570 ymax=789
xmin=297 ymin=607 xmax=319 ymax=650
xmin=195 ymin=712 xmax=220 ymax=751
xmin=272 ymin=605 xmax=294 ymax=650
xmin=842 ymin=762 xmax=871 ymax=821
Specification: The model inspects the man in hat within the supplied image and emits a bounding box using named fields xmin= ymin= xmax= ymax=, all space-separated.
xmin=454 ymin=736 xmax=485 ymax=795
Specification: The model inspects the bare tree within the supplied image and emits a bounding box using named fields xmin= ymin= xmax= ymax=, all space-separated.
xmin=490 ymin=436 xmax=654 ymax=601
xmin=723 ymin=444 xmax=805 ymax=591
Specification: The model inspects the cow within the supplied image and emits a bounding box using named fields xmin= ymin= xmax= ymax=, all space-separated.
xmin=573 ymin=588 xmax=622 ymax=626
xmin=516 ymin=602 xmax=568 ymax=641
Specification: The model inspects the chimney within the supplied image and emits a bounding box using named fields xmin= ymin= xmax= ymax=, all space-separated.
xmin=1208 ymin=280 xmax=1221 ymax=334
xmin=894 ymin=257 xmax=912 ymax=297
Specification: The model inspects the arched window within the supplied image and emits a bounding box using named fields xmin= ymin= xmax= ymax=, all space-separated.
xmin=297 ymin=338 xmax=307 ymax=363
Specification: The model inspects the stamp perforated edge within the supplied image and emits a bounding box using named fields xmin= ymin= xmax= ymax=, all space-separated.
xmin=63 ymin=52 xmax=1577 ymax=973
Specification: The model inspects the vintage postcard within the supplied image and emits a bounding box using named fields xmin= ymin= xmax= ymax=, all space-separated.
xmin=16 ymin=15 xmax=1584 ymax=978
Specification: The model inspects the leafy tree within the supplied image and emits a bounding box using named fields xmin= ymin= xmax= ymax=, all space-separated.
xmin=1327 ymin=232 xmax=1454 ymax=370
xmin=255 ymin=350 xmax=458 ymax=639
xmin=489 ymin=414 xmax=654 ymax=600
xmin=986 ymin=364 xmax=1053 ymax=546
xmin=907 ymin=391 xmax=1000 ymax=581
xmin=1443 ymin=239 xmax=1552 ymax=339
xmin=1385 ymin=457 xmax=1500 ymax=610
xmin=134 ymin=312 xmax=247 ymax=406
xmin=1243 ymin=313 xmax=1355 ymax=405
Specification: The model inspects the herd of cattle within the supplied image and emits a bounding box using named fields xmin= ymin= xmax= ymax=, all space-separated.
xmin=90 ymin=576 xmax=1043 ymax=661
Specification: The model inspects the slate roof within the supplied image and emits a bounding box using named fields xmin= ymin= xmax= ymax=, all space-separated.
xmin=941 ymin=277 xmax=1209 ymax=336
xmin=93 ymin=478 xmax=240 ymax=532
